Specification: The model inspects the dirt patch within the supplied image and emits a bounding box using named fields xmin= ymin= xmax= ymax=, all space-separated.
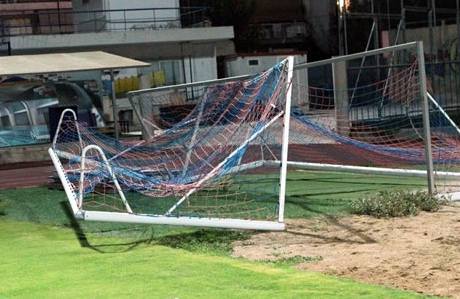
xmin=233 ymin=204 xmax=460 ymax=298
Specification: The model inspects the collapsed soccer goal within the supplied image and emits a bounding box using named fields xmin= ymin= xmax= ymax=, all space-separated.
xmin=49 ymin=57 xmax=294 ymax=231
xmin=50 ymin=41 xmax=460 ymax=232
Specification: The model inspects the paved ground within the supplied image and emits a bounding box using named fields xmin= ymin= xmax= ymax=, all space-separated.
xmin=0 ymin=165 xmax=52 ymax=189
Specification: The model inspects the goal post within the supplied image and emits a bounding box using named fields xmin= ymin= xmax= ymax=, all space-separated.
xmin=416 ymin=41 xmax=435 ymax=194
xmin=278 ymin=56 xmax=294 ymax=222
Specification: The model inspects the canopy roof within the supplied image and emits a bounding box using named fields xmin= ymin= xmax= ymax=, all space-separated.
xmin=0 ymin=51 xmax=150 ymax=76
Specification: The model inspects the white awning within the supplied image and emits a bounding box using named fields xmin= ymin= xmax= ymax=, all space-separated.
xmin=0 ymin=51 xmax=150 ymax=76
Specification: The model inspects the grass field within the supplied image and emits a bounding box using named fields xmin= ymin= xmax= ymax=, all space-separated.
xmin=0 ymin=171 xmax=431 ymax=298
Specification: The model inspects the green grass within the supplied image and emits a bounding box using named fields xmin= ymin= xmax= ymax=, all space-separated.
xmin=0 ymin=171 xmax=432 ymax=298
xmin=0 ymin=170 xmax=426 ymax=226
xmin=283 ymin=170 xmax=426 ymax=218
xmin=0 ymin=220 xmax=428 ymax=299
xmin=0 ymin=170 xmax=427 ymax=254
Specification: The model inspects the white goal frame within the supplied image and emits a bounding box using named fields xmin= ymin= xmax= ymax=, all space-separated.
xmin=49 ymin=56 xmax=295 ymax=231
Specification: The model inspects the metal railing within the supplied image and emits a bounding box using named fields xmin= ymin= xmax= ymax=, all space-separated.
xmin=0 ymin=6 xmax=209 ymax=38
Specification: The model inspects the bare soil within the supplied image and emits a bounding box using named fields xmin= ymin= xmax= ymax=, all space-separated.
xmin=233 ymin=204 xmax=460 ymax=298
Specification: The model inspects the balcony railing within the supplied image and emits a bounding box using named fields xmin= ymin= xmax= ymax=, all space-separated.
xmin=0 ymin=6 xmax=209 ymax=38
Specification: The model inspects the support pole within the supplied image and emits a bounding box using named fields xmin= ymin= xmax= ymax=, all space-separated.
xmin=428 ymin=9 xmax=434 ymax=59
xmin=128 ymin=94 xmax=149 ymax=138
xmin=373 ymin=16 xmax=381 ymax=82
xmin=182 ymin=97 xmax=205 ymax=177
xmin=427 ymin=92 xmax=460 ymax=135
xmin=343 ymin=11 xmax=348 ymax=55
xmin=338 ymin=6 xmax=344 ymax=55
xmin=332 ymin=59 xmax=349 ymax=136
xmin=401 ymin=7 xmax=406 ymax=45
xmin=380 ymin=18 xmax=404 ymax=111
xmin=351 ymin=21 xmax=376 ymax=103
xmin=278 ymin=56 xmax=294 ymax=223
xmin=457 ymin=0 xmax=460 ymax=57
xmin=110 ymin=70 xmax=119 ymax=139
xmin=416 ymin=41 xmax=435 ymax=194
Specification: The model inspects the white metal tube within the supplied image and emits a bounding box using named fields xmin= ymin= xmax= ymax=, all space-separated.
xmin=417 ymin=41 xmax=435 ymax=194
xmin=109 ymin=139 xmax=146 ymax=161
xmin=48 ymin=148 xmax=81 ymax=215
xmin=83 ymin=211 xmax=285 ymax=231
xmin=52 ymin=108 xmax=82 ymax=151
xmin=182 ymin=98 xmax=205 ymax=177
xmin=427 ymin=92 xmax=460 ymax=135
xmin=280 ymin=161 xmax=460 ymax=179
xmin=79 ymin=144 xmax=133 ymax=213
xmin=278 ymin=57 xmax=294 ymax=223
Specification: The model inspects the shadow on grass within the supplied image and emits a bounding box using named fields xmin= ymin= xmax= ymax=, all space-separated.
xmin=285 ymin=194 xmax=352 ymax=216
xmin=60 ymin=201 xmax=251 ymax=255
xmin=285 ymin=195 xmax=376 ymax=245
xmin=60 ymin=201 xmax=158 ymax=253
xmin=60 ymin=201 xmax=103 ymax=253
xmin=288 ymin=176 xmax=425 ymax=187
xmin=156 ymin=229 xmax=251 ymax=255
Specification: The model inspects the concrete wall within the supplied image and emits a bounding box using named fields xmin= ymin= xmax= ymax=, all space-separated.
xmin=0 ymin=143 xmax=49 ymax=165
xmin=386 ymin=22 xmax=459 ymax=57
xmin=10 ymin=26 xmax=235 ymax=58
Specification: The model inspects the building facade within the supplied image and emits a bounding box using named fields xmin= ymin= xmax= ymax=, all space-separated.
xmin=0 ymin=0 xmax=235 ymax=155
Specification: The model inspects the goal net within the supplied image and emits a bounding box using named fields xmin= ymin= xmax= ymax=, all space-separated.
xmin=131 ymin=42 xmax=460 ymax=201
xmin=288 ymin=42 xmax=460 ymax=198
xmin=49 ymin=57 xmax=294 ymax=230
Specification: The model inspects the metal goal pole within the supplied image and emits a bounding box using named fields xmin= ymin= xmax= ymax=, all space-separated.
xmin=416 ymin=41 xmax=435 ymax=194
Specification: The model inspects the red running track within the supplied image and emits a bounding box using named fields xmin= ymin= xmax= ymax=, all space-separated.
xmin=0 ymin=165 xmax=53 ymax=189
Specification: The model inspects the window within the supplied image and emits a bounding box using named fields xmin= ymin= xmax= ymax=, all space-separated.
xmin=14 ymin=112 xmax=29 ymax=126
xmin=0 ymin=116 xmax=11 ymax=129
xmin=248 ymin=59 xmax=259 ymax=66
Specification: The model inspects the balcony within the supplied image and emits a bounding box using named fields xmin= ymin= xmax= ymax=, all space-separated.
xmin=2 ymin=7 xmax=234 ymax=59
xmin=0 ymin=6 xmax=210 ymax=38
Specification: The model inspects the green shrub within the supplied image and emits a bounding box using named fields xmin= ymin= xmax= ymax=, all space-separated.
xmin=350 ymin=190 xmax=445 ymax=218
xmin=267 ymin=255 xmax=323 ymax=267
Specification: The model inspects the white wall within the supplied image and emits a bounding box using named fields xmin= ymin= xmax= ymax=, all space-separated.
xmin=386 ymin=22 xmax=459 ymax=56
xmin=184 ymin=56 xmax=217 ymax=83
xmin=103 ymin=0 xmax=180 ymax=31
xmin=225 ymin=55 xmax=307 ymax=76
xmin=72 ymin=0 xmax=180 ymax=31
xmin=224 ymin=54 xmax=308 ymax=107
